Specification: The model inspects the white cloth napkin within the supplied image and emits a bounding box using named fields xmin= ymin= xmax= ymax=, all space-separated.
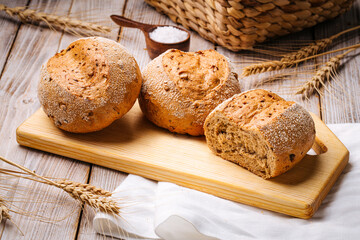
xmin=94 ymin=124 xmax=360 ymax=240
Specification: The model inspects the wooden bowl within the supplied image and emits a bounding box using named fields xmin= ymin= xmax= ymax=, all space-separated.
xmin=144 ymin=25 xmax=190 ymax=59
xmin=111 ymin=15 xmax=190 ymax=59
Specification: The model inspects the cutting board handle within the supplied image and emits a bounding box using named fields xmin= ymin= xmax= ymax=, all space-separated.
xmin=312 ymin=136 xmax=328 ymax=155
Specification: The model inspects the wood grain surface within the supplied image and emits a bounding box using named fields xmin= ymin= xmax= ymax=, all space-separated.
xmin=0 ymin=1 xmax=90 ymax=239
xmin=0 ymin=0 xmax=359 ymax=238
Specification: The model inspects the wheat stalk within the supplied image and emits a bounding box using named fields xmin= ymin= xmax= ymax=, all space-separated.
xmin=0 ymin=169 xmax=112 ymax=198
xmin=0 ymin=156 xmax=119 ymax=215
xmin=296 ymin=49 xmax=356 ymax=96
xmin=0 ymin=4 xmax=111 ymax=35
xmin=243 ymin=25 xmax=360 ymax=76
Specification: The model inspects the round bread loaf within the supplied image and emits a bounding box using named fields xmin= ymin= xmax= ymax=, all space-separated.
xmin=139 ymin=49 xmax=241 ymax=136
xmin=38 ymin=37 xmax=142 ymax=133
xmin=204 ymin=89 xmax=316 ymax=179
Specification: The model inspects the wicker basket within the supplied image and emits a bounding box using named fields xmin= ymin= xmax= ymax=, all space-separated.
xmin=145 ymin=0 xmax=354 ymax=51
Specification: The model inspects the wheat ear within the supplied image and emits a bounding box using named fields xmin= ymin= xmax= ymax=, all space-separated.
xmin=0 ymin=156 xmax=119 ymax=215
xmin=0 ymin=198 xmax=11 ymax=223
xmin=55 ymin=180 xmax=112 ymax=197
xmin=0 ymin=197 xmax=24 ymax=235
xmin=281 ymin=25 xmax=360 ymax=62
xmin=296 ymin=49 xmax=356 ymax=96
xmin=281 ymin=38 xmax=333 ymax=63
xmin=55 ymin=184 xmax=119 ymax=214
xmin=0 ymin=4 xmax=111 ymax=34
xmin=242 ymin=43 xmax=360 ymax=77
xmin=243 ymin=25 xmax=360 ymax=76
xmin=242 ymin=60 xmax=288 ymax=76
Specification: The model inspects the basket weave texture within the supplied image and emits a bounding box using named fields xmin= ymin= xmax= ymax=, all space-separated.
xmin=145 ymin=0 xmax=355 ymax=51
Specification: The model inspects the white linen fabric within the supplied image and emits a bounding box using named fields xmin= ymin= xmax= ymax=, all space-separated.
xmin=94 ymin=124 xmax=360 ymax=240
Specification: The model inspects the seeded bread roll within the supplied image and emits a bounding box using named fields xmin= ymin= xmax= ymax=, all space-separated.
xmin=38 ymin=37 xmax=142 ymax=133
xmin=204 ymin=89 xmax=315 ymax=179
xmin=139 ymin=49 xmax=241 ymax=136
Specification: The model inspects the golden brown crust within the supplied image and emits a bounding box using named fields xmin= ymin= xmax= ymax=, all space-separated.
xmin=38 ymin=37 xmax=142 ymax=133
xmin=204 ymin=89 xmax=316 ymax=179
xmin=139 ymin=49 xmax=241 ymax=136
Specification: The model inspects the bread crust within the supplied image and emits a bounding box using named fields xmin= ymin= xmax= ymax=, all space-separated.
xmin=204 ymin=89 xmax=316 ymax=179
xmin=38 ymin=37 xmax=142 ymax=133
xmin=139 ymin=49 xmax=241 ymax=136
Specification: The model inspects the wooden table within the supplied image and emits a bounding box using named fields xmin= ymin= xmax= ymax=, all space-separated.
xmin=0 ymin=0 xmax=359 ymax=239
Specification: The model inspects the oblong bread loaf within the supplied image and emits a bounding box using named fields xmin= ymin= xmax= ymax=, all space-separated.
xmin=204 ymin=89 xmax=316 ymax=179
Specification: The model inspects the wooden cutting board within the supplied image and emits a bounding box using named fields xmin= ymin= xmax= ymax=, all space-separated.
xmin=16 ymin=102 xmax=349 ymax=219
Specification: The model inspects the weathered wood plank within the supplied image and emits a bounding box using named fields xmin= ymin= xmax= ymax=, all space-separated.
xmin=314 ymin=1 xmax=360 ymax=123
xmin=57 ymin=0 xmax=123 ymax=50
xmin=0 ymin=0 xmax=28 ymax=75
xmin=0 ymin=0 xmax=90 ymax=239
